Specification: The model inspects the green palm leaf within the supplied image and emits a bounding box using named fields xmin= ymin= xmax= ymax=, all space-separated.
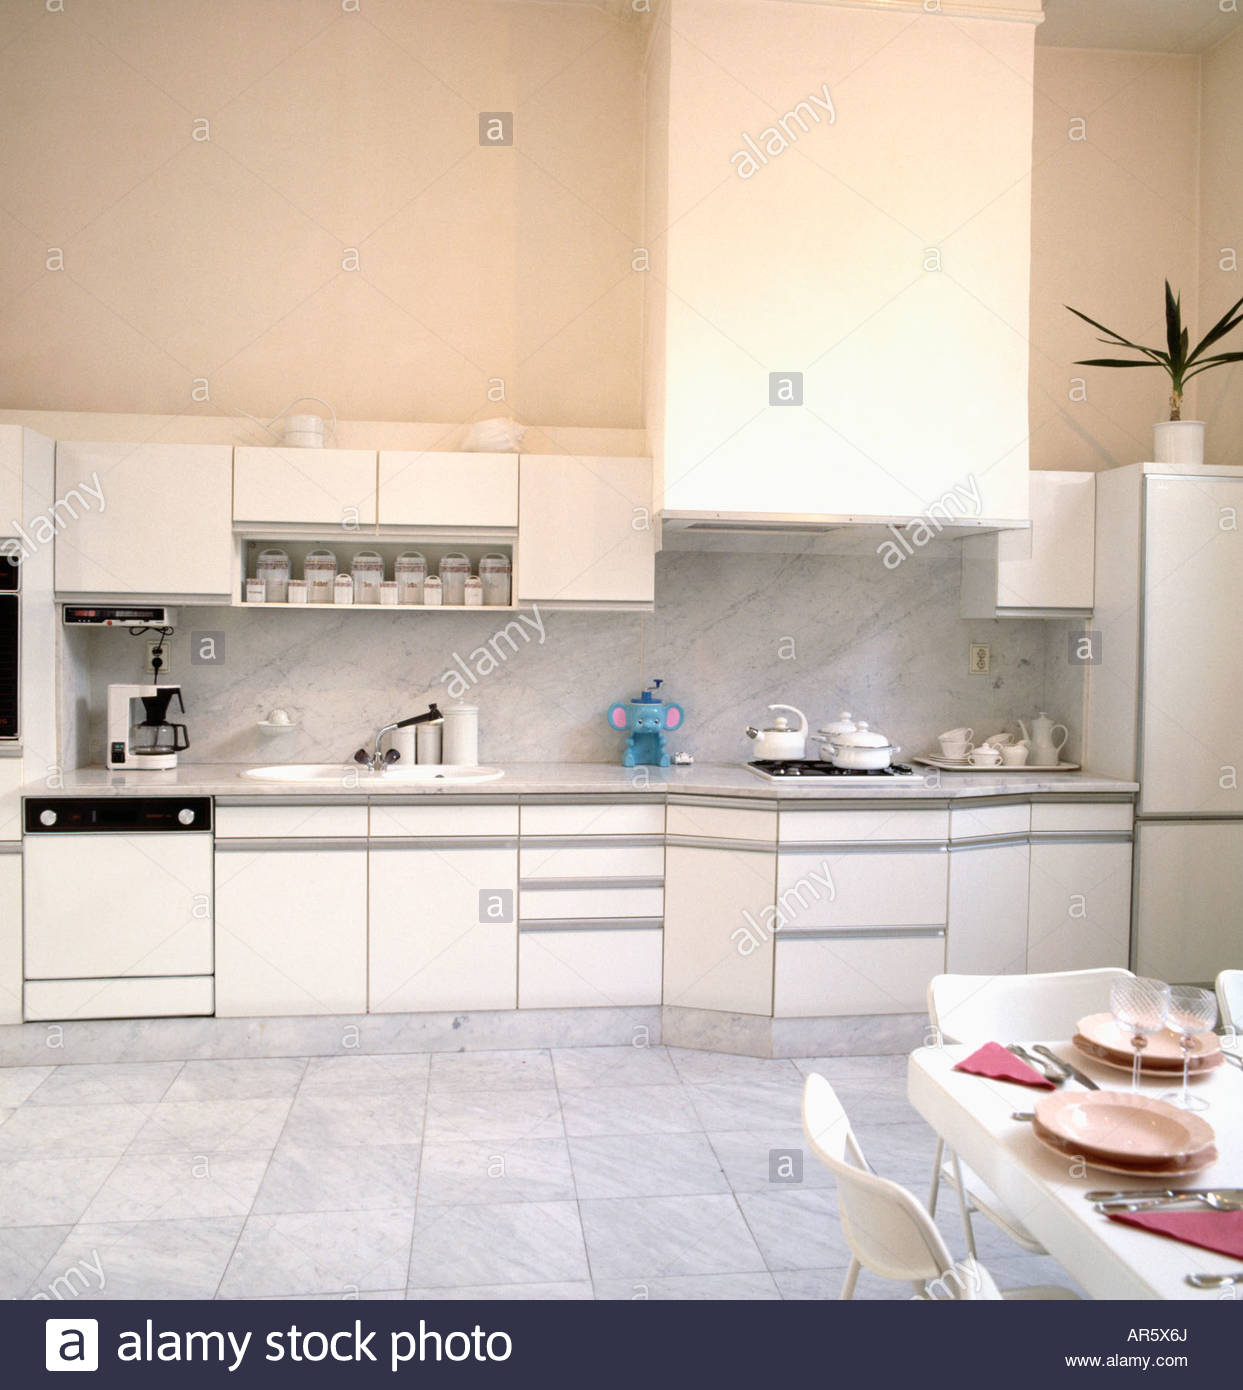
xmin=1186 ymin=293 xmax=1243 ymax=364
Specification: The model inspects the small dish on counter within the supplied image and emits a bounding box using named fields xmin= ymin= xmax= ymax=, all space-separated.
xmin=911 ymin=754 xmax=1081 ymax=772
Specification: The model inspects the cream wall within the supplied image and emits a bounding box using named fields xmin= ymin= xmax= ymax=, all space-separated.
xmin=0 ymin=0 xmax=644 ymax=429
xmin=1198 ymin=28 xmax=1243 ymax=466
xmin=1028 ymin=47 xmax=1200 ymax=471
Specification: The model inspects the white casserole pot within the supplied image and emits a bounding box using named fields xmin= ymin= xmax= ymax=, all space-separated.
xmin=826 ymin=720 xmax=899 ymax=771
xmin=745 ymin=704 xmax=808 ymax=760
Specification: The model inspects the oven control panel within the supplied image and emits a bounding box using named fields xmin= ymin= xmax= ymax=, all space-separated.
xmin=24 ymin=797 xmax=213 ymax=833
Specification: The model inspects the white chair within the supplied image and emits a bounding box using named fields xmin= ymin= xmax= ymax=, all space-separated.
xmin=925 ymin=967 xmax=1133 ymax=1258
xmin=801 ymin=1073 xmax=1077 ymax=1301
xmin=1216 ymin=970 xmax=1243 ymax=1033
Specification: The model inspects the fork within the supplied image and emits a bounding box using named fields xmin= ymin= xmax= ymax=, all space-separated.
xmin=1188 ymin=1271 xmax=1243 ymax=1288
xmin=1006 ymin=1044 xmax=1065 ymax=1082
xmin=1097 ymin=1192 xmax=1243 ymax=1214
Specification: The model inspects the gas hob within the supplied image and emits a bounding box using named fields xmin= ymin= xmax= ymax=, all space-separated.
xmin=745 ymin=759 xmax=921 ymax=781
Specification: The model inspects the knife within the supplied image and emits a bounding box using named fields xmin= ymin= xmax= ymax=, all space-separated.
xmin=1033 ymin=1044 xmax=1099 ymax=1091
xmin=1086 ymin=1187 xmax=1243 ymax=1203
xmin=1093 ymin=1196 xmax=1238 ymax=1214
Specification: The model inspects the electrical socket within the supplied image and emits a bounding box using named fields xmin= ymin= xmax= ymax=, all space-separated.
xmin=969 ymin=643 xmax=990 ymax=674
xmin=145 ymin=640 xmax=171 ymax=676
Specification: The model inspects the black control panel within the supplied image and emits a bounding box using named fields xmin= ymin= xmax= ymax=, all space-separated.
xmin=24 ymin=797 xmax=212 ymax=833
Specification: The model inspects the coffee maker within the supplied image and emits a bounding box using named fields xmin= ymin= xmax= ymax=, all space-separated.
xmin=106 ymin=683 xmax=190 ymax=770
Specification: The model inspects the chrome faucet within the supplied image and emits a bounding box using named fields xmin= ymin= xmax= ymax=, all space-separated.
xmin=353 ymin=703 xmax=442 ymax=772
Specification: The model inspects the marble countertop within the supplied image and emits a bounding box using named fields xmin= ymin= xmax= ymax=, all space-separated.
xmin=29 ymin=762 xmax=1139 ymax=801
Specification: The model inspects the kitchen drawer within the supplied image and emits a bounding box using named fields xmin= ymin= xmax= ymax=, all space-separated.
xmin=1031 ymin=802 xmax=1133 ymax=834
xmin=773 ymin=931 xmax=945 ymax=1017
xmin=666 ymin=801 xmax=776 ymax=843
xmin=779 ymin=807 xmax=949 ymax=844
xmin=520 ymin=882 xmax=663 ymax=920
xmin=370 ymin=802 xmax=518 ymax=838
xmin=776 ymin=848 xmax=947 ymax=929
xmin=519 ymin=842 xmax=664 ymax=880
xmin=949 ymin=803 xmax=1030 ymax=840
xmin=215 ymin=804 xmax=367 ymax=840
xmin=24 ymin=975 xmax=213 ymax=1021
xmin=519 ymin=927 xmax=662 ymax=1008
xmin=520 ymin=801 xmax=664 ymax=837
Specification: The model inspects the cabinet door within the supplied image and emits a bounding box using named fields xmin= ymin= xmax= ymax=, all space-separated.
xmin=663 ymin=844 xmax=775 ymax=1016
xmin=369 ymin=843 xmax=517 ymax=1012
xmin=378 ymin=451 xmax=518 ymax=527
xmin=215 ymin=846 xmax=367 ymax=1016
xmin=54 ymin=442 xmax=233 ymax=599
xmin=517 ymin=455 xmax=654 ymax=604
xmin=1134 ymin=822 xmax=1243 ymax=983
xmin=0 ymin=425 xmax=24 ymax=527
xmin=774 ymin=931 xmax=945 ymax=1017
xmin=0 ymin=852 xmax=20 ymax=1025
xmin=947 ymin=843 xmax=1029 ymax=975
xmin=233 ymin=446 xmax=377 ymax=525
xmin=1026 ymin=841 xmax=1131 ymax=975
xmin=519 ymin=927 xmax=662 ymax=1008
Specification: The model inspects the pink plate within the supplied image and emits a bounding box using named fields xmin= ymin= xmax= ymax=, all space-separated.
xmin=1074 ymin=1012 xmax=1222 ymax=1073
xmin=1034 ymin=1090 xmax=1215 ymax=1163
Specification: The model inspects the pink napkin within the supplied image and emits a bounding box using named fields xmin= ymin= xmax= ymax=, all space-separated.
xmin=953 ymin=1041 xmax=1055 ymax=1090
xmin=1109 ymin=1209 xmax=1243 ymax=1260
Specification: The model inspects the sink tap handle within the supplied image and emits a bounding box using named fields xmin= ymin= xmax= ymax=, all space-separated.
xmin=352 ymin=748 xmax=370 ymax=765
xmin=383 ymin=748 xmax=401 ymax=764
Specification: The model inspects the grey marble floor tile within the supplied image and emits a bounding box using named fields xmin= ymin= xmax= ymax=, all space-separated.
xmin=551 ymin=1045 xmax=679 ymax=1090
xmin=0 ymin=1156 xmax=118 ymax=1228
xmin=80 ymin=1152 xmax=270 ymax=1224
xmin=280 ymin=1092 xmax=423 ymax=1149
xmin=220 ymin=1208 xmax=415 ymax=1298
xmin=560 ymin=1084 xmax=700 ymax=1138
xmin=706 ymin=1130 xmax=834 ymax=1192
xmin=0 ymin=1224 xmax=73 ymax=1298
xmin=686 ymin=1080 xmax=804 ymax=1132
xmin=773 ymin=1267 xmax=914 ymax=1301
xmin=0 ymin=1102 xmax=153 ymax=1157
xmin=129 ymin=1098 xmax=292 ymax=1155
xmin=423 ymin=1089 xmax=564 ymax=1145
xmin=852 ymin=1120 xmax=941 ymax=1188
xmin=579 ymin=1194 xmax=765 ymax=1279
xmin=417 ymin=1138 xmax=575 ymax=1205
xmin=163 ymin=1058 xmax=306 ymax=1102
xmin=986 ymin=1252 xmax=1084 ymax=1297
xmin=735 ymin=1189 xmax=852 ymax=1270
xmin=405 ymin=1282 xmax=593 ymax=1301
xmin=300 ymin=1053 xmax=430 ymax=1096
xmin=253 ymin=1144 xmax=422 ymax=1215
xmin=669 ymin=1049 xmax=802 ymax=1087
xmin=22 ymin=1062 xmax=183 ymax=1107
xmin=821 ymin=1076 xmax=924 ymax=1128
xmin=33 ymin=1218 xmax=245 ymax=1299
xmin=407 ymin=1201 xmax=588 ymax=1288
xmin=0 ymin=1067 xmax=54 ymax=1107
xmin=569 ymin=1133 xmax=728 ymax=1200
xmin=792 ymin=1055 xmax=911 ymax=1084
xmin=239 ymin=1289 xmax=407 ymax=1301
xmin=428 ymin=1050 xmax=555 ymax=1092
xmin=593 ymin=1272 xmax=782 ymax=1300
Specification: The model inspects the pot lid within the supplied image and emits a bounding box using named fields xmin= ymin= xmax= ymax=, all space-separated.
xmin=760 ymin=716 xmax=800 ymax=733
xmin=830 ymin=720 xmax=891 ymax=748
xmin=818 ymin=711 xmax=857 ymax=735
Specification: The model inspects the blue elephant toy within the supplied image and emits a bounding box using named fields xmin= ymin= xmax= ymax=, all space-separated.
xmin=608 ymin=680 xmax=684 ymax=767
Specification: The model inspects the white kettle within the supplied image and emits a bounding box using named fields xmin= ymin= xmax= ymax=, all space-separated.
xmin=745 ymin=704 xmax=808 ymax=760
xmin=1020 ymin=712 xmax=1069 ymax=766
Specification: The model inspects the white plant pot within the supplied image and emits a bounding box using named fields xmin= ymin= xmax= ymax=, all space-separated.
xmin=1153 ymin=420 xmax=1205 ymax=466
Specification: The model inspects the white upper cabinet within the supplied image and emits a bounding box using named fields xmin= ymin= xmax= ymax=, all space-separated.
xmin=55 ymin=441 xmax=234 ymax=601
xmin=644 ymin=2 xmax=1035 ymax=523
xmin=233 ymin=446 xmax=377 ymax=526
xmin=378 ymin=451 xmax=518 ymax=528
xmin=960 ymin=471 xmax=1095 ymax=618
xmin=0 ymin=425 xmax=26 ymax=526
xmin=517 ymin=455 xmax=654 ymax=605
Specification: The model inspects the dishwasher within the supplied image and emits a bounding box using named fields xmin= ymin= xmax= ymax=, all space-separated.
xmin=23 ymin=796 xmax=214 ymax=1021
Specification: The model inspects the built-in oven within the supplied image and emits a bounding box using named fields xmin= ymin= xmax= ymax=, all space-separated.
xmin=0 ymin=556 xmax=17 ymax=742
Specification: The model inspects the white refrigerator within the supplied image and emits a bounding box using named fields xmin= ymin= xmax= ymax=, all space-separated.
xmin=1087 ymin=463 xmax=1243 ymax=983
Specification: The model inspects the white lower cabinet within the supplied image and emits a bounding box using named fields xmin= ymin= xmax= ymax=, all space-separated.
xmin=214 ymin=846 xmax=367 ymax=1017
xmin=773 ymin=932 xmax=946 ymax=1017
xmin=947 ymin=842 xmax=1030 ymax=975
xmin=369 ymin=844 xmax=517 ymax=1012
xmin=0 ymin=852 xmax=21 ymax=1026
xmin=1026 ymin=840 xmax=1132 ymax=974
xmin=519 ymin=927 xmax=662 ymax=1009
xmin=663 ymin=844 xmax=776 ymax=1016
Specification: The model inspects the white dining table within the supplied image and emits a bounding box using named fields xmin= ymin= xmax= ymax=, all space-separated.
xmin=907 ymin=1042 xmax=1243 ymax=1300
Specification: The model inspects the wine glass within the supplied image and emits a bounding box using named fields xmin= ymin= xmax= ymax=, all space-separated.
xmin=1110 ymin=978 xmax=1171 ymax=1092
xmin=1161 ymin=985 xmax=1218 ymax=1111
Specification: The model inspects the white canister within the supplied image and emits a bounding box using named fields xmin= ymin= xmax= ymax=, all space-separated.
xmin=439 ymin=552 xmax=470 ymax=605
xmin=387 ymin=727 xmax=416 ymax=766
xmin=287 ymin=579 xmax=308 ymax=605
xmin=333 ymin=574 xmax=354 ymax=604
xmin=395 ymin=552 xmax=426 ymax=604
xmin=256 ymin=547 xmax=291 ymax=602
xmin=479 ymin=553 xmax=512 ymax=606
xmin=351 ymin=550 xmax=385 ymax=604
xmin=422 ymin=575 xmax=443 ymax=606
xmin=245 ymin=578 xmax=266 ymax=604
xmin=379 ymin=581 xmax=399 ymax=605
xmin=464 ymin=576 xmax=484 ymax=606
xmin=441 ymin=704 xmax=479 ymax=766
xmin=415 ymin=721 xmax=442 ymax=764
xmin=305 ymin=548 xmax=337 ymax=602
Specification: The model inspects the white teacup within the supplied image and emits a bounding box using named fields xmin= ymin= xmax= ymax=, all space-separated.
xmin=967 ymin=746 xmax=1002 ymax=767
xmin=939 ymin=727 xmax=973 ymax=743
xmin=1001 ymin=744 xmax=1030 ymax=766
xmin=939 ymin=739 xmax=972 ymax=760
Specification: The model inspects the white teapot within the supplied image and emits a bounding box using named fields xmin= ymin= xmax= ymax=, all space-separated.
xmin=1020 ymin=713 xmax=1068 ymax=766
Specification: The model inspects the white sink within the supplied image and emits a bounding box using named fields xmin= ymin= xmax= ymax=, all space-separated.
xmin=242 ymin=764 xmax=504 ymax=785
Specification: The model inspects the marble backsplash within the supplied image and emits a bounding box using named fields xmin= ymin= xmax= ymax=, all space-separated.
xmin=62 ymin=550 xmax=1087 ymax=769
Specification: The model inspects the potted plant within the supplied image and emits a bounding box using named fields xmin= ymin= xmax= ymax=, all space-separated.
xmin=1066 ymin=281 xmax=1243 ymax=466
